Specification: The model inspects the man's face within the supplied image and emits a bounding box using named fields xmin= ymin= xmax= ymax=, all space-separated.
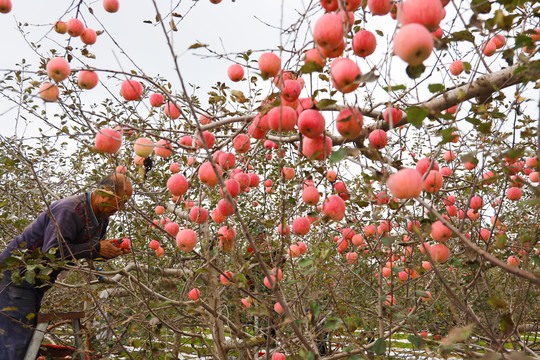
xmin=97 ymin=188 xmax=132 ymax=217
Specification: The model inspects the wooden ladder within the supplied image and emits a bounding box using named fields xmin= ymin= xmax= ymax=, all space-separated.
xmin=24 ymin=311 xmax=86 ymax=360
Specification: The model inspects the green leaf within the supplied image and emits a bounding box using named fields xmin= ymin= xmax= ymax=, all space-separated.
xmin=383 ymin=84 xmax=406 ymax=92
xmin=300 ymin=61 xmax=323 ymax=74
xmin=406 ymin=106 xmax=428 ymax=128
xmin=371 ymin=338 xmax=386 ymax=355
xmin=310 ymin=301 xmax=321 ymax=319
xmin=323 ymin=318 xmax=343 ymax=331
xmin=375 ymin=29 xmax=383 ymax=36
xmin=531 ymin=255 xmax=540 ymax=267
xmin=407 ymin=334 xmax=423 ymax=349
xmin=188 ymin=42 xmax=208 ymax=49
xmin=298 ymin=258 xmax=314 ymax=268
xmin=316 ymin=99 xmax=337 ymax=109
xmin=450 ymin=30 xmax=475 ymax=42
xmin=406 ymin=64 xmax=426 ymax=79
xmin=329 ymin=148 xmax=348 ymax=164
xmin=428 ymin=83 xmax=445 ymax=93
xmin=488 ymin=296 xmax=508 ymax=309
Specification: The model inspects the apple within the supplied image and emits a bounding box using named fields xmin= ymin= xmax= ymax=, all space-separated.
xmin=298 ymin=109 xmax=325 ymax=139
xmin=383 ymin=107 xmax=403 ymax=126
xmin=189 ymin=207 xmax=208 ymax=224
xmin=149 ymin=240 xmax=160 ymax=251
xmin=281 ymin=167 xmax=295 ymax=180
xmin=218 ymin=198 xmax=236 ymax=216
xmin=164 ymin=102 xmax=181 ymax=119
xmin=199 ymin=161 xmax=222 ymax=187
xmin=165 ymin=222 xmax=180 ymax=236
xmin=196 ymin=131 xmax=216 ymax=149
xmin=248 ymin=173 xmax=259 ymax=187
xmin=54 ymin=21 xmax=67 ymax=34
xmin=81 ymin=28 xmax=97 ymax=45
xmin=416 ymin=157 xmax=439 ymax=175
xmin=258 ymin=52 xmax=281 ymax=78
xmin=267 ymin=106 xmax=297 ymax=132
xmin=120 ymin=79 xmax=143 ymax=101
xmin=233 ymin=134 xmax=251 ymax=153
xmin=482 ymin=41 xmax=496 ymax=56
xmin=430 ymin=243 xmax=450 ymax=263
xmin=176 ymin=229 xmax=197 ymax=252
xmin=167 ymin=174 xmax=189 ymax=196
xmin=118 ymin=237 xmax=131 ymax=249
xmin=430 ymin=221 xmax=452 ymax=242
xmin=393 ymin=23 xmax=434 ymax=66
xmin=233 ymin=172 xmax=250 ymax=190
xmin=385 ymin=295 xmax=396 ymax=306
xmin=352 ymin=30 xmax=377 ymax=58
xmin=336 ymin=108 xmax=363 ymax=139
xmin=116 ymin=165 xmax=127 ymax=174
xmin=368 ymin=0 xmax=392 ymax=15
xmin=449 ymin=60 xmax=464 ymax=76
xmin=330 ymin=58 xmax=361 ymax=94
xmin=188 ymin=288 xmax=200 ymax=301
xmin=420 ymin=291 xmax=432 ymax=301
xmin=67 ymin=18 xmax=85 ymax=37
xmin=133 ymin=137 xmax=154 ymax=157
xmin=95 ymin=128 xmax=122 ymax=154
xmin=149 ymin=93 xmax=164 ymax=107
xmin=507 ymin=255 xmax=520 ymax=267
xmin=47 ymin=57 xmax=71 ymax=82
xmin=469 ymin=196 xmax=483 ymax=209
xmin=220 ymin=179 xmax=241 ymax=198
xmin=38 ymin=82 xmax=60 ymax=102
xmin=506 ymin=187 xmax=521 ymax=201
xmin=399 ymin=0 xmax=445 ymax=31
xmin=274 ymin=302 xmax=284 ymax=314
xmin=77 ymin=70 xmax=99 ymax=89
xmin=424 ymin=170 xmax=443 ymax=193
xmin=103 ymin=0 xmax=119 ymax=12
xmin=300 ymin=134 xmax=333 ymax=160
xmin=386 ymin=168 xmax=423 ymax=199
xmin=292 ymin=217 xmax=311 ymax=235
xmin=323 ymin=195 xmax=346 ymax=221
xmin=530 ymin=172 xmax=539 ymax=182
xmin=368 ymin=129 xmax=387 ymax=149
xmin=327 ymin=170 xmax=337 ymax=182
xmin=305 ymin=48 xmax=326 ymax=68
xmin=227 ymin=64 xmax=244 ymax=82
xmin=302 ymin=187 xmax=320 ymax=205
xmin=281 ymin=80 xmax=302 ymax=102
xmin=432 ymin=27 xmax=444 ymax=38
xmin=314 ymin=13 xmax=344 ymax=50
xmin=211 ymin=208 xmax=225 ymax=223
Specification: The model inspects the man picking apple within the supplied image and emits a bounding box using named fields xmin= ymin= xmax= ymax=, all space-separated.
xmin=0 ymin=172 xmax=133 ymax=359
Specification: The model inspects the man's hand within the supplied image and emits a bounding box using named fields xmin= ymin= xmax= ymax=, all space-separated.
xmin=99 ymin=239 xmax=131 ymax=258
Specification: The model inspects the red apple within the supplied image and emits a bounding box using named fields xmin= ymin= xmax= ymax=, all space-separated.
xmin=188 ymin=288 xmax=200 ymax=301
xmin=54 ymin=21 xmax=67 ymax=34
xmin=313 ymin=13 xmax=344 ymax=50
xmin=149 ymin=93 xmax=164 ymax=107
xmin=352 ymin=30 xmax=377 ymax=58
xmin=133 ymin=137 xmax=154 ymax=157
xmin=305 ymin=48 xmax=326 ymax=67
xmin=38 ymin=82 xmax=60 ymax=102
xmin=368 ymin=0 xmax=392 ymax=15
xmin=199 ymin=161 xmax=222 ymax=187
xmin=369 ymin=129 xmax=387 ymax=149
xmin=330 ymin=58 xmax=361 ymax=94
xmin=120 ymin=79 xmax=143 ymax=101
xmin=336 ymin=108 xmax=363 ymax=139
xmin=77 ymin=70 xmax=99 ymax=89
xmin=387 ymin=168 xmax=423 ymax=199
xmin=399 ymin=0 xmax=445 ymax=31
xmin=47 ymin=57 xmax=71 ymax=82
xmin=449 ymin=60 xmax=464 ymax=76
xmin=383 ymin=107 xmax=403 ymax=126
xmin=95 ymin=128 xmax=122 ymax=154
xmin=167 ymin=174 xmax=189 ymax=196
xmin=430 ymin=243 xmax=450 ymax=263
xmin=80 ymin=28 xmax=97 ymax=45
xmin=267 ymin=106 xmax=297 ymax=132
xmin=103 ymin=0 xmax=119 ymax=12
xmin=67 ymin=18 xmax=85 ymax=37
xmin=323 ymin=195 xmax=346 ymax=221
xmin=258 ymin=52 xmax=281 ymax=78
xmin=176 ymin=229 xmax=197 ymax=252
xmin=0 ymin=0 xmax=11 ymax=13
xmin=393 ymin=24 xmax=434 ymax=65
xmin=227 ymin=64 xmax=244 ymax=82
xmin=300 ymin=134 xmax=333 ymax=160
xmin=298 ymin=109 xmax=325 ymax=138
xmin=164 ymin=102 xmax=181 ymax=119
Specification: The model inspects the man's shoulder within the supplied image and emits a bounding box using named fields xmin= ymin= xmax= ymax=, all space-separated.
xmin=49 ymin=194 xmax=88 ymax=218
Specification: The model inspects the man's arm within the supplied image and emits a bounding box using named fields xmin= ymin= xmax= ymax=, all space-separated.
xmin=41 ymin=206 xmax=100 ymax=260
